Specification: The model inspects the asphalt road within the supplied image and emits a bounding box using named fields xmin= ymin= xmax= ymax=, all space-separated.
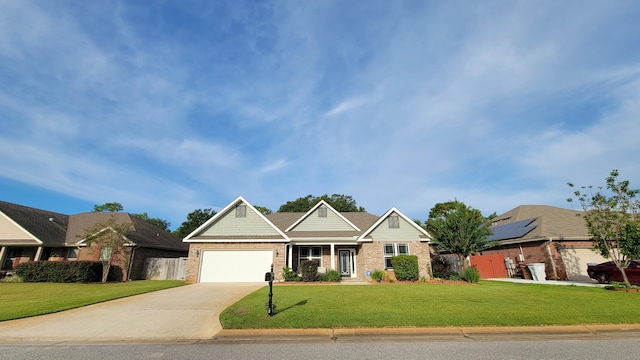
xmin=2 ymin=338 xmax=640 ymax=360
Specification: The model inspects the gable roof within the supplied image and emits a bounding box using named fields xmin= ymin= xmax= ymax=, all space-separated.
xmin=359 ymin=207 xmax=432 ymax=242
xmin=284 ymin=200 xmax=361 ymax=232
xmin=490 ymin=205 xmax=590 ymax=244
xmin=183 ymin=196 xmax=429 ymax=242
xmin=183 ymin=196 xmax=288 ymax=242
xmin=0 ymin=201 xmax=69 ymax=246
xmin=0 ymin=201 xmax=186 ymax=251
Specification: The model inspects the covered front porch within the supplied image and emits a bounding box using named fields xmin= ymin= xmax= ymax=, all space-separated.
xmin=0 ymin=245 xmax=77 ymax=272
xmin=285 ymin=242 xmax=361 ymax=279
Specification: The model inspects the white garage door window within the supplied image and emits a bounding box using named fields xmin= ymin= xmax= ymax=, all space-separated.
xmin=200 ymin=250 xmax=273 ymax=282
xmin=559 ymin=248 xmax=608 ymax=281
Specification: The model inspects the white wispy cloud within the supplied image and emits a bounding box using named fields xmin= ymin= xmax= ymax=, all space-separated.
xmin=1 ymin=0 xmax=639 ymax=226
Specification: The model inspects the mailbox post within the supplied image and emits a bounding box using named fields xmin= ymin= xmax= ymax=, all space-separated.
xmin=265 ymin=263 xmax=274 ymax=317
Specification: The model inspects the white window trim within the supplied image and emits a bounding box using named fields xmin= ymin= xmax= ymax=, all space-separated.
xmin=383 ymin=243 xmax=409 ymax=269
xmin=298 ymin=246 xmax=323 ymax=267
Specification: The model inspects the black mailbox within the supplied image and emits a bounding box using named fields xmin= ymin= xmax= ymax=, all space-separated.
xmin=265 ymin=272 xmax=272 ymax=282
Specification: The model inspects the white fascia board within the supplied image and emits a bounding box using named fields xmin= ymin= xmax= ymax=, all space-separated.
xmin=0 ymin=211 xmax=43 ymax=244
xmin=290 ymin=237 xmax=359 ymax=242
xmin=75 ymin=227 xmax=136 ymax=246
xmin=183 ymin=196 xmax=289 ymax=242
xmin=284 ymin=200 xmax=360 ymax=232
xmin=290 ymin=240 xmax=360 ymax=246
xmin=358 ymin=207 xmax=432 ymax=241
xmin=185 ymin=238 xmax=288 ymax=243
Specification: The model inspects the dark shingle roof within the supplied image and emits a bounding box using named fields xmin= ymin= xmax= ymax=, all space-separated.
xmin=0 ymin=201 xmax=69 ymax=246
xmin=0 ymin=201 xmax=186 ymax=252
xmin=490 ymin=205 xmax=589 ymax=242
xmin=68 ymin=212 xmax=188 ymax=252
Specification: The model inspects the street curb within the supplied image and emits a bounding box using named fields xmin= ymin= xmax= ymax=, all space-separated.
xmin=214 ymin=324 xmax=640 ymax=342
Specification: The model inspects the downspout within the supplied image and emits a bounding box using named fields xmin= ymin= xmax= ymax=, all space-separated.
xmin=546 ymin=237 xmax=558 ymax=280
xmin=126 ymin=246 xmax=137 ymax=281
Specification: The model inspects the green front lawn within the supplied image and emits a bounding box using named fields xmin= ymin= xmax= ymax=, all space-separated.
xmin=221 ymin=281 xmax=640 ymax=329
xmin=0 ymin=280 xmax=186 ymax=322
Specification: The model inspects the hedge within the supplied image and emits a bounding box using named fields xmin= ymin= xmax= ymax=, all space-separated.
xmin=391 ymin=255 xmax=419 ymax=281
xmin=14 ymin=261 xmax=103 ymax=283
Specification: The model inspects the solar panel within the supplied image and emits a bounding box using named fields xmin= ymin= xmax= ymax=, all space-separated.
xmin=487 ymin=217 xmax=536 ymax=241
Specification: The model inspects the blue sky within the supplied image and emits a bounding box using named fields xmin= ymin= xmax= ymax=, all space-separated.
xmin=1 ymin=1 xmax=639 ymax=230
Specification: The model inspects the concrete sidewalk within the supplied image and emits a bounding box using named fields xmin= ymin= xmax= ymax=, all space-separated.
xmin=0 ymin=283 xmax=263 ymax=343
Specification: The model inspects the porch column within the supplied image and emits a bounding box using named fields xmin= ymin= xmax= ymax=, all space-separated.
xmin=330 ymin=243 xmax=335 ymax=270
xmin=287 ymin=244 xmax=293 ymax=268
xmin=34 ymin=246 xmax=44 ymax=261
xmin=0 ymin=246 xmax=6 ymax=269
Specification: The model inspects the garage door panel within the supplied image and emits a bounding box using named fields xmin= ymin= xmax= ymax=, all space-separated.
xmin=200 ymin=250 xmax=273 ymax=282
xmin=560 ymin=248 xmax=607 ymax=281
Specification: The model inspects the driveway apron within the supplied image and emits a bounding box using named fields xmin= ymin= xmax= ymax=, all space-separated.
xmin=0 ymin=283 xmax=263 ymax=342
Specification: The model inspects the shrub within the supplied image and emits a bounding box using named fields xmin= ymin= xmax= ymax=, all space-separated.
xmin=282 ymin=266 xmax=301 ymax=282
xmin=300 ymin=260 xmax=319 ymax=282
xmin=461 ymin=266 xmax=481 ymax=283
xmin=371 ymin=269 xmax=385 ymax=282
xmin=318 ymin=270 xmax=342 ymax=282
xmin=391 ymin=255 xmax=419 ymax=281
xmin=0 ymin=274 xmax=23 ymax=283
xmin=15 ymin=261 xmax=102 ymax=283
xmin=431 ymin=255 xmax=458 ymax=279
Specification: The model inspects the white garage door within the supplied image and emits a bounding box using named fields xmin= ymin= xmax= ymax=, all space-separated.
xmin=559 ymin=248 xmax=608 ymax=281
xmin=199 ymin=250 xmax=273 ymax=282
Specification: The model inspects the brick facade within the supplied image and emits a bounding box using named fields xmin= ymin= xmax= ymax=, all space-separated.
xmin=360 ymin=241 xmax=432 ymax=281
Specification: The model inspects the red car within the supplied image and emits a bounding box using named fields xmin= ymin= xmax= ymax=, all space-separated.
xmin=587 ymin=260 xmax=640 ymax=285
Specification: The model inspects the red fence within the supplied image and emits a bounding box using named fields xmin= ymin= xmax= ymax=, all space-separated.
xmin=469 ymin=254 xmax=508 ymax=278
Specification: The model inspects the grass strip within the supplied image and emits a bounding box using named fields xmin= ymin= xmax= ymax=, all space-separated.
xmin=221 ymin=281 xmax=640 ymax=329
xmin=0 ymin=280 xmax=186 ymax=321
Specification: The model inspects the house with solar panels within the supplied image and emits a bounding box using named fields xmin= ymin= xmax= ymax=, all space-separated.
xmin=475 ymin=205 xmax=604 ymax=281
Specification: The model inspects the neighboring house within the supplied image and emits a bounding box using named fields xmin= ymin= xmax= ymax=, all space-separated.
xmin=477 ymin=205 xmax=605 ymax=281
xmin=0 ymin=201 xmax=188 ymax=280
xmin=183 ymin=196 xmax=432 ymax=283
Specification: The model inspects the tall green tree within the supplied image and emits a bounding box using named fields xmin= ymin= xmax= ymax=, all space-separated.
xmin=425 ymin=200 xmax=495 ymax=269
xmin=568 ymin=169 xmax=640 ymax=287
xmin=132 ymin=212 xmax=171 ymax=232
xmin=173 ymin=208 xmax=217 ymax=238
xmin=79 ymin=215 xmax=133 ymax=283
xmin=93 ymin=202 xmax=123 ymax=212
xmin=253 ymin=205 xmax=273 ymax=215
xmin=278 ymin=194 xmax=365 ymax=212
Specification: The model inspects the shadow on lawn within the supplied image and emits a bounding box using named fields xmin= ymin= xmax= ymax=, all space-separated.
xmin=275 ymin=299 xmax=309 ymax=315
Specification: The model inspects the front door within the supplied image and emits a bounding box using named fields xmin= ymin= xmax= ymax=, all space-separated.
xmin=339 ymin=250 xmax=351 ymax=276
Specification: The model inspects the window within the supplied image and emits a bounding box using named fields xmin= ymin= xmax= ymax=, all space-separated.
xmin=299 ymin=246 xmax=322 ymax=266
xmin=67 ymin=248 xmax=79 ymax=261
xmin=318 ymin=207 xmax=327 ymax=218
xmin=388 ymin=215 xmax=400 ymax=229
xmin=383 ymin=243 xmax=409 ymax=269
xmin=235 ymin=205 xmax=247 ymax=218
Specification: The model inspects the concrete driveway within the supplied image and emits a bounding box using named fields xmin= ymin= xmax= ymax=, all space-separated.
xmin=0 ymin=283 xmax=263 ymax=343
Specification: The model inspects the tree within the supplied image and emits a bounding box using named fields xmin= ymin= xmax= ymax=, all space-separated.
xmin=253 ymin=205 xmax=273 ymax=215
xmin=93 ymin=202 xmax=123 ymax=212
xmin=568 ymin=169 xmax=640 ymax=287
xmin=425 ymin=200 xmax=495 ymax=269
xmin=173 ymin=208 xmax=217 ymax=238
xmin=133 ymin=212 xmax=171 ymax=232
xmin=79 ymin=215 xmax=133 ymax=283
xmin=278 ymin=194 xmax=365 ymax=212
